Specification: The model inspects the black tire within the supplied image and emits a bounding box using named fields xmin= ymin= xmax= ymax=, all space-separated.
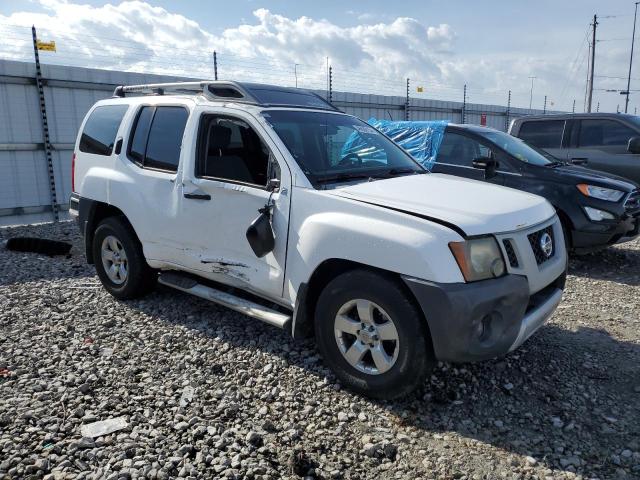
xmin=92 ymin=216 xmax=156 ymax=299
xmin=314 ymin=269 xmax=434 ymax=400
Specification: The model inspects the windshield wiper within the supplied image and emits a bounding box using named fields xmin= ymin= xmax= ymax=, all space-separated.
xmin=314 ymin=172 xmax=376 ymax=184
xmin=386 ymin=167 xmax=426 ymax=176
xmin=546 ymin=161 xmax=566 ymax=168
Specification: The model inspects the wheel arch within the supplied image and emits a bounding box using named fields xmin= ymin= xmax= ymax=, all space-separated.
xmin=79 ymin=198 xmax=138 ymax=264
xmin=553 ymin=205 xmax=574 ymax=250
xmin=292 ymin=258 xmax=434 ymax=355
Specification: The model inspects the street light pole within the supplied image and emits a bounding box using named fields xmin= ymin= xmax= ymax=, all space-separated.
xmin=625 ymin=2 xmax=639 ymax=113
xmin=528 ymin=76 xmax=536 ymax=112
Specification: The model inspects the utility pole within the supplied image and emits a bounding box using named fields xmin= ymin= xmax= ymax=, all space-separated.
xmin=294 ymin=63 xmax=299 ymax=88
xmin=528 ymin=76 xmax=536 ymax=112
xmin=572 ymin=99 xmax=576 ymax=113
xmin=543 ymin=95 xmax=547 ymax=114
xmin=213 ymin=51 xmax=218 ymax=80
xmin=625 ymin=3 xmax=639 ymax=113
xmin=587 ymin=14 xmax=598 ymax=112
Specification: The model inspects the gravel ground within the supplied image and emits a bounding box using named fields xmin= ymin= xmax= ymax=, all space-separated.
xmin=1 ymin=221 xmax=639 ymax=480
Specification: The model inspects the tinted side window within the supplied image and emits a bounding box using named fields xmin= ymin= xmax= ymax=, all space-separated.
xmin=579 ymin=119 xmax=636 ymax=147
xmin=145 ymin=107 xmax=189 ymax=171
xmin=197 ymin=116 xmax=271 ymax=186
xmin=127 ymin=106 xmax=188 ymax=172
xmin=79 ymin=105 xmax=128 ymax=156
xmin=437 ymin=132 xmax=491 ymax=167
xmin=129 ymin=107 xmax=153 ymax=164
xmin=518 ymin=120 xmax=564 ymax=148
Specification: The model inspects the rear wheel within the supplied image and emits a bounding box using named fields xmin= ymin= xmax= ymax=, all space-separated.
xmin=314 ymin=269 xmax=434 ymax=399
xmin=92 ymin=216 xmax=156 ymax=299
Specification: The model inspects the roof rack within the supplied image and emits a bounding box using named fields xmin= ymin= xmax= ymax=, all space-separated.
xmin=112 ymin=80 xmax=339 ymax=111
xmin=113 ymin=80 xmax=259 ymax=103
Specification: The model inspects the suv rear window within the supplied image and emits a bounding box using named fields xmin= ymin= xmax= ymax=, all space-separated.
xmin=79 ymin=105 xmax=128 ymax=156
xmin=127 ymin=106 xmax=189 ymax=172
xmin=517 ymin=120 xmax=564 ymax=148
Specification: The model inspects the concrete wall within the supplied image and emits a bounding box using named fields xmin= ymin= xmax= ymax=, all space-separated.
xmin=0 ymin=59 xmax=553 ymax=219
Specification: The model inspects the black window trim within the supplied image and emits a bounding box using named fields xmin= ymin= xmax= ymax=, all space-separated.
xmin=194 ymin=112 xmax=279 ymax=191
xmin=125 ymin=103 xmax=190 ymax=175
xmin=79 ymin=104 xmax=130 ymax=157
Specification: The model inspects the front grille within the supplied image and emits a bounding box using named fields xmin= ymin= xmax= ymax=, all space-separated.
xmin=625 ymin=190 xmax=640 ymax=214
xmin=527 ymin=226 xmax=555 ymax=265
xmin=503 ymin=239 xmax=519 ymax=268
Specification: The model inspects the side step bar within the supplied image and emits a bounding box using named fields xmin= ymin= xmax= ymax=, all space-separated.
xmin=158 ymin=272 xmax=292 ymax=329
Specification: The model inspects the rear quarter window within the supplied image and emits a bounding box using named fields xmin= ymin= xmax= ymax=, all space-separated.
xmin=79 ymin=105 xmax=129 ymax=156
xmin=517 ymin=120 xmax=564 ymax=148
xmin=126 ymin=105 xmax=189 ymax=172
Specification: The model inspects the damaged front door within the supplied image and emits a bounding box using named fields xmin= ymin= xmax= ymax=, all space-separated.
xmin=176 ymin=111 xmax=290 ymax=300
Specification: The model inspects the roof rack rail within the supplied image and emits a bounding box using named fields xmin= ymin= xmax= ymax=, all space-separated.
xmin=112 ymin=80 xmax=339 ymax=111
xmin=113 ymin=81 xmax=260 ymax=104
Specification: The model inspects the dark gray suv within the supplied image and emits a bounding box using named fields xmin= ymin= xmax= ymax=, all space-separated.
xmin=509 ymin=113 xmax=640 ymax=184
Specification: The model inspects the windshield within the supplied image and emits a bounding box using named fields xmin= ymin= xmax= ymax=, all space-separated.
xmin=476 ymin=129 xmax=554 ymax=166
xmin=262 ymin=110 xmax=425 ymax=186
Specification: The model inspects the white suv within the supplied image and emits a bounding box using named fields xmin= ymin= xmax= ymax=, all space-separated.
xmin=69 ymin=81 xmax=567 ymax=398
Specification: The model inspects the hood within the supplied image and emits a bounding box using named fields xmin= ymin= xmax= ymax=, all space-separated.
xmin=539 ymin=164 xmax=639 ymax=191
xmin=328 ymin=173 xmax=555 ymax=236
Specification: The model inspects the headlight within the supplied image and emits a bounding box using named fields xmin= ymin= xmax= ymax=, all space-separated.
xmin=584 ymin=206 xmax=615 ymax=221
xmin=577 ymin=184 xmax=625 ymax=202
xmin=449 ymin=237 xmax=506 ymax=282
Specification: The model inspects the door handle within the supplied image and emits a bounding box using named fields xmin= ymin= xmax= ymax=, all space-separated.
xmin=184 ymin=192 xmax=211 ymax=200
xmin=570 ymin=157 xmax=588 ymax=165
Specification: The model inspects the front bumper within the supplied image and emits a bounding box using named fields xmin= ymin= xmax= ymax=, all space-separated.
xmin=572 ymin=214 xmax=639 ymax=250
xmin=403 ymin=272 xmax=566 ymax=363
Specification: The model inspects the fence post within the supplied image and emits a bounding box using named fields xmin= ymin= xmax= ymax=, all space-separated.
xmin=505 ymin=90 xmax=511 ymax=131
xmin=31 ymin=25 xmax=59 ymax=222
xmin=462 ymin=84 xmax=467 ymax=124
xmin=328 ymin=66 xmax=333 ymax=104
xmin=405 ymin=78 xmax=410 ymax=120
xmin=543 ymin=95 xmax=547 ymax=114
xmin=213 ymin=51 xmax=218 ymax=80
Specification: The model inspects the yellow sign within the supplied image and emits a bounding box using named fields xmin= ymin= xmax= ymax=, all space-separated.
xmin=416 ymin=86 xmax=424 ymax=93
xmin=36 ymin=40 xmax=56 ymax=52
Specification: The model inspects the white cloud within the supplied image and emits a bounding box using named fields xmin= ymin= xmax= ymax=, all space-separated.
xmin=0 ymin=1 xmax=457 ymax=93
xmin=0 ymin=0 xmax=619 ymax=111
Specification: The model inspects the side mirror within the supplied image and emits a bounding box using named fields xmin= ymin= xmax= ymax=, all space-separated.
xmin=472 ymin=157 xmax=499 ymax=179
xmin=246 ymin=210 xmax=275 ymax=258
xmin=628 ymin=136 xmax=640 ymax=154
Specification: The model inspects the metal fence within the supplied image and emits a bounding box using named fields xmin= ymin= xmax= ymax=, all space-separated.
xmin=0 ymin=58 xmax=556 ymax=220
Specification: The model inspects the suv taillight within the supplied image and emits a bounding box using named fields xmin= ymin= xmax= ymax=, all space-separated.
xmin=71 ymin=152 xmax=76 ymax=192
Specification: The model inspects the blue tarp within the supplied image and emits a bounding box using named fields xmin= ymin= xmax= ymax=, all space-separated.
xmin=367 ymin=119 xmax=449 ymax=170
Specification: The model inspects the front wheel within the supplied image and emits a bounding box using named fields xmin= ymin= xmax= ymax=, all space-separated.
xmin=92 ymin=216 xmax=156 ymax=299
xmin=314 ymin=269 xmax=434 ymax=399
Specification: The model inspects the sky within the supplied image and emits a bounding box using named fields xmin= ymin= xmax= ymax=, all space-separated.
xmin=1 ymin=0 xmax=639 ymax=112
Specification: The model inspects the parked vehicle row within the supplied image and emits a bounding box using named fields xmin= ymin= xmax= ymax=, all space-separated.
xmin=510 ymin=112 xmax=640 ymax=184
xmin=70 ymin=81 xmax=567 ymax=399
xmin=371 ymin=119 xmax=640 ymax=253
